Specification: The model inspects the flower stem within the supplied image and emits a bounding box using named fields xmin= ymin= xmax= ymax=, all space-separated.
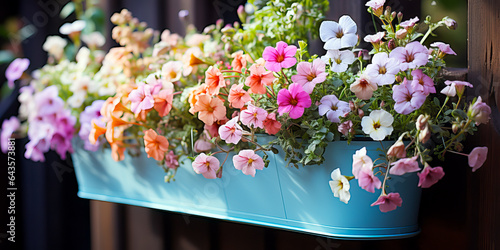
xmin=441 ymin=119 xmax=471 ymax=157
xmin=435 ymin=96 xmax=449 ymax=119
xmin=281 ymin=69 xmax=291 ymax=86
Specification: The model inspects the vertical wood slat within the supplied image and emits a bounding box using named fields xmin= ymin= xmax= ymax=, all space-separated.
xmin=467 ymin=0 xmax=500 ymax=249
xmin=90 ymin=201 xmax=124 ymax=250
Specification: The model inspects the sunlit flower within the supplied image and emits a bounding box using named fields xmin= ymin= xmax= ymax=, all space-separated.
xmin=59 ymin=20 xmax=86 ymax=35
xmin=143 ymin=129 xmax=169 ymax=161
xmin=350 ymin=73 xmax=378 ymax=100
xmin=42 ymin=36 xmax=67 ymax=60
xmin=263 ymin=112 xmax=281 ymax=135
xmin=468 ymin=96 xmax=491 ymax=125
xmin=444 ymin=80 xmax=473 ymax=98
xmin=320 ymin=16 xmax=358 ymax=50
xmin=194 ymin=94 xmax=226 ymax=126
xmin=321 ymin=49 xmax=355 ymax=73
xmin=468 ymin=146 xmax=488 ymax=172
xmin=400 ymin=17 xmax=419 ymax=29
xmin=205 ymin=66 xmax=225 ymax=95
xmin=34 ymin=86 xmax=64 ymax=116
xmin=219 ymin=117 xmax=243 ymax=144
xmin=79 ymin=100 xmax=105 ymax=151
xmin=228 ymin=84 xmax=251 ymax=109
xmin=162 ymin=61 xmax=183 ymax=83
xmin=240 ymin=104 xmax=267 ymax=129
xmin=154 ymin=89 xmax=174 ymax=117
xmin=277 ymin=83 xmax=311 ymax=119
xmin=389 ymin=41 xmax=428 ymax=71
xmin=329 ymin=168 xmax=351 ymax=204
xmin=371 ymin=192 xmax=402 ymax=212
xmin=392 ymin=78 xmax=427 ymax=115
xmin=245 ymin=64 xmax=275 ymax=94
xmin=192 ymin=153 xmax=220 ymax=179
xmin=365 ymin=0 xmax=385 ymax=16
xmin=363 ymin=32 xmax=385 ymax=43
xmin=233 ymin=150 xmax=265 ymax=177
xmin=361 ymin=109 xmax=394 ymax=141
xmin=128 ymin=82 xmax=155 ymax=114
xmin=364 ymin=52 xmax=399 ymax=85
xmin=318 ymin=95 xmax=350 ymax=123
xmin=358 ymin=168 xmax=381 ymax=193
xmin=110 ymin=141 xmax=126 ymax=162
xmin=81 ymin=31 xmax=106 ymax=48
xmin=6 ymin=58 xmax=30 ymax=88
xmin=262 ymin=41 xmax=297 ymax=72
xmin=291 ymin=59 xmax=327 ymax=94
xmin=231 ymin=51 xmax=250 ymax=72
xmin=417 ymin=164 xmax=445 ymax=188
xmin=352 ymin=147 xmax=373 ymax=178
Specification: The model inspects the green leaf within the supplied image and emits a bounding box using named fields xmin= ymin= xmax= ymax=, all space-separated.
xmin=60 ymin=2 xmax=75 ymax=19
xmin=332 ymin=78 xmax=343 ymax=88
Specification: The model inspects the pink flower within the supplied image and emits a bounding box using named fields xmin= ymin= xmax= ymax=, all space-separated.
xmin=441 ymin=80 xmax=473 ymax=97
xmin=468 ymin=146 xmax=488 ymax=172
xmin=350 ymin=73 xmax=378 ymax=100
xmin=417 ymin=164 xmax=445 ymax=188
xmin=358 ymin=168 xmax=382 ymax=193
xmin=228 ymin=84 xmax=251 ymax=108
xmin=400 ymin=17 xmax=419 ymax=29
xmin=338 ymin=120 xmax=353 ymax=136
xmin=389 ymin=156 xmax=420 ymax=175
xmin=262 ymin=41 xmax=297 ymax=72
xmin=291 ymin=59 xmax=327 ymax=94
xmin=218 ymin=117 xmax=243 ymax=144
xmin=392 ymin=78 xmax=427 ymax=115
xmin=468 ymin=96 xmax=491 ymax=125
xmin=365 ymin=0 xmax=385 ymax=12
xmin=1 ymin=117 xmax=20 ymax=153
xmin=205 ymin=66 xmax=225 ymax=95
xmin=277 ymin=83 xmax=311 ymax=119
xmin=352 ymin=147 xmax=373 ymax=178
xmin=6 ymin=58 xmax=30 ymax=88
xmin=364 ymin=52 xmax=400 ymax=86
xmin=371 ymin=192 xmax=403 ymax=212
xmin=165 ymin=151 xmax=179 ymax=169
xmin=194 ymin=131 xmax=214 ymax=153
xmin=232 ymin=150 xmax=265 ymax=177
xmin=192 ymin=153 xmax=220 ymax=179
xmin=129 ymin=82 xmax=155 ymax=114
xmin=204 ymin=117 xmax=228 ymax=138
xmin=154 ymin=89 xmax=174 ymax=117
xmin=389 ymin=41 xmax=429 ymax=71
xmin=263 ymin=112 xmax=281 ymax=135
xmin=387 ymin=139 xmax=406 ymax=159
xmin=364 ymin=32 xmax=385 ymax=43
xmin=245 ymin=64 xmax=275 ymax=94
xmin=34 ymin=86 xmax=64 ymax=116
xmin=240 ymin=104 xmax=267 ymax=129
xmin=430 ymin=42 xmax=456 ymax=55
xmin=318 ymin=95 xmax=350 ymax=123
xmin=410 ymin=69 xmax=436 ymax=95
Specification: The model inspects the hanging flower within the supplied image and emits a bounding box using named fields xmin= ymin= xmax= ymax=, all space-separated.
xmin=361 ymin=109 xmax=394 ymax=141
xmin=143 ymin=129 xmax=169 ymax=161
xmin=468 ymin=96 xmax=491 ymax=125
xmin=371 ymin=192 xmax=403 ymax=212
xmin=262 ymin=41 xmax=297 ymax=72
xmin=352 ymin=147 xmax=373 ymax=178
xmin=192 ymin=153 xmax=220 ymax=179
xmin=468 ymin=146 xmax=488 ymax=172
xmin=389 ymin=156 xmax=421 ymax=175
xmin=291 ymin=59 xmax=327 ymax=94
xmin=364 ymin=32 xmax=385 ymax=44
xmin=430 ymin=42 xmax=457 ymax=56
xmin=165 ymin=151 xmax=179 ymax=169
xmin=232 ymin=150 xmax=265 ymax=177
xmin=440 ymin=80 xmax=473 ymax=97
xmin=329 ymin=168 xmax=351 ymax=204
xmin=387 ymin=138 xmax=406 ymax=159
xmin=319 ymin=15 xmax=358 ymax=50
xmin=318 ymin=95 xmax=350 ymax=123
xmin=277 ymin=83 xmax=311 ymax=119
xmin=358 ymin=168 xmax=381 ymax=193
xmin=417 ymin=164 xmax=445 ymax=188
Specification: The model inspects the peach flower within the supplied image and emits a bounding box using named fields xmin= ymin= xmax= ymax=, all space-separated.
xmin=205 ymin=66 xmax=225 ymax=95
xmin=245 ymin=64 xmax=275 ymax=94
xmin=228 ymin=84 xmax=251 ymax=109
xmin=194 ymin=94 xmax=226 ymax=125
xmin=144 ymin=129 xmax=170 ymax=161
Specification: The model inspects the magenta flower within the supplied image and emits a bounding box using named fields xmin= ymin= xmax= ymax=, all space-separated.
xmin=371 ymin=192 xmax=403 ymax=212
xmin=410 ymin=69 xmax=435 ymax=95
xmin=277 ymin=83 xmax=311 ymax=119
xmin=468 ymin=96 xmax=491 ymax=125
xmin=262 ymin=41 xmax=297 ymax=72
xmin=79 ymin=100 xmax=105 ymax=151
xmin=1 ymin=117 xmax=20 ymax=153
xmin=218 ymin=117 xmax=243 ymax=144
xmin=34 ymin=86 xmax=64 ymax=116
xmin=358 ymin=169 xmax=382 ymax=193
xmin=389 ymin=156 xmax=421 ymax=175
xmin=392 ymin=78 xmax=427 ymax=115
xmin=240 ymin=104 xmax=267 ymax=129
xmin=128 ymin=82 xmax=155 ymax=114
xmin=364 ymin=52 xmax=400 ymax=86
xmin=430 ymin=42 xmax=456 ymax=55
xmin=165 ymin=151 xmax=179 ymax=169
xmin=192 ymin=153 xmax=220 ymax=179
xmin=389 ymin=41 xmax=429 ymax=71
xmin=417 ymin=164 xmax=445 ymax=188
xmin=318 ymin=95 xmax=350 ymax=123
xmin=50 ymin=132 xmax=73 ymax=160
xmin=468 ymin=146 xmax=488 ymax=172
xmin=232 ymin=150 xmax=265 ymax=177
xmin=6 ymin=58 xmax=30 ymax=88
xmin=291 ymin=58 xmax=327 ymax=94
xmin=25 ymin=139 xmax=47 ymax=162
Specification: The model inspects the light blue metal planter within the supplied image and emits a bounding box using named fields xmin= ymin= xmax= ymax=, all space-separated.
xmin=72 ymin=138 xmax=421 ymax=239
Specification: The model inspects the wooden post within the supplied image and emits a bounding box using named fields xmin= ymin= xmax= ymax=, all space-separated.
xmin=467 ymin=0 xmax=500 ymax=249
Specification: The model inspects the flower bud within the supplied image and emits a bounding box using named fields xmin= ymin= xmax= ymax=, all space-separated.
xmin=444 ymin=17 xmax=457 ymax=30
xmin=380 ymin=101 xmax=385 ymax=108
xmin=397 ymin=12 xmax=403 ymax=23
xmin=391 ymin=11 xmax=397 ymax=20
xmin=468 ymin=96 xmax=491 ymax=125
xmin=358 ymin=109 xmax=364 ymax=118
xmin=452 ymin=122 xmax=460 ymax=134
xmin=387 ymin=39 xmax=396 ymax=50
xmin=349 ymin=100 xmax=356 ymax=111
xmin=237 ymin=5 xmax=246 ymax=23
xmin=216 ymin=19 xmax=224 ymax=29
xmin=454 ymin=142 xmax=464 ymax=152
xmin=419 ymin=125 xmax=431 ymax=144
xmin=221 ymin=26 xmax=236 ymax=36
xmin=416 ymin=114 xmax=429 ymax=130
xmin=178 ymin=10 xmax=189 ymax=22
xmin=387 ymin=139 xmax=406 ymax=159
xmin=395 ymin=75 xmax=402 ymax=83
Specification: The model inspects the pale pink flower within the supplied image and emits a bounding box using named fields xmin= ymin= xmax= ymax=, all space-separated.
xmin=192 ymin=153 xmax=220 ymax=179
xmin=228 ymin=84 xmax=251 ymax=108
xmin=392 ymin=78 xmax=427 ymax=115
xmin=364 ymin=52 xmax=400 ymax=86
xmin=6 ymin=58 xmax=30 ymax=88
xmin=358 ymin=168 xmax=382 ymax=193
xmin=240 ymin=104 xmax=267 ymax=129
xmin=387 ymin=139 xmax=406 ymax=159
xmin=129 ymin=82 xmax=155 ymax=114
xmin=410 ymin=69 xmax=436 ymax=95
xmin=194 ymin=131 xmax=214 ymax=153
xmin=352 ymin=147 xmax=373 ymax=178
xmin=468 ymin=146 xmax=488 ymax=172
xmin=318 ymin=95 xmax=350 ymax=123
xmin=277 ymin=83 xmax=312 ymax=119
xmin=389 ymin=41 xmax=429 ymax=71
xmin=430 ymin=42 xmax=456 ymax=55
xmin=364 ymin=32 xmax=385 ymax=43
xmin=350 ymin=73 xmax=378 ymax=100
xmin=291 ymin=59 xmax=327 ymax=94
xmin=365 ymin=0 xmax=385 ymax=13
xmin=416 ymin=114 xmax=430 ymax=131
xmin=395 ymin=29 xmax=407 ymax=39
xmin=400 ymin=17 xmax=419 ymax=29
xmin=441 ymin=80 xmax=473 ymax=97
xmin=165 ymin=151 xmax=179 ymax=169
xmin=232 ymin=150 xmax=265 ymax=177
xmin=320 ymin=16 xmax=358 ymax=50
xmin=468 ymin=96 xmax=491 ymax=125
xmin=338 ymin=120 xmax=353 ymax=136
xmin=389 ymin=156 xmax=420 ymax=175
xmin=371 ymin=192 xmax=403 ymax=212
xmin=262 ymin=41 xmax=297 ymax=72
xmin=218 ymin=117 xmax=243 ymax=144
xmin=417 ymin=164 xmax=445 ymax=188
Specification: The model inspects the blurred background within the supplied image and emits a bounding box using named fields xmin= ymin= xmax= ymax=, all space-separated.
xmin=0 ymin=0 xmax=470 ymax=249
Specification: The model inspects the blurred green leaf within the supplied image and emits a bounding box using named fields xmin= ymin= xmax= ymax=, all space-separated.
xmin=60 ymin=2 xmax=75 ymax=19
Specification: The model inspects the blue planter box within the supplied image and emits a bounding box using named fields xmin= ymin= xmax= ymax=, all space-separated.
xmin=72 ymin=138 xmax=421 ymax=239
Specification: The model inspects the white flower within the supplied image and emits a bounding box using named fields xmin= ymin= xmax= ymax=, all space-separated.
xmin=162 ymin=61 xmax=183 ymax=82
xmin=67 ymin=92 xmax=86 ymax=108
xmin=81 ymin=31 xmax=106 ymax=48
xmin=440 ymin=82 xmax=456 ymax=97
xmin=76 ymin=47 xmax=91 ymax=68
xmin=320 ymin=15 xmax=358 ymax=50
xmin=329 ymin=168 xmax=351 ymax=204
xmin=70 ymin=75 xmax=97 ymax=95
xmin=364 ymin=52 xmax=400 ymax=86
xmin=361 ymin=109 xmax=394 ymax=141
xmin=42 ymin=36 xmax=67 ymax=60
xmin=321 ymin=49 xmax=355 ymax=73
xmin=59 ymin=20 xmax=86 ymax=35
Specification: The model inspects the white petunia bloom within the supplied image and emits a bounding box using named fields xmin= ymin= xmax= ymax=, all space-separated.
xmin=320 ymin=15 xmax=358 ymax=50
xmin=321 ymin=49 xmax=355 ymax=73
xmin=361 ymin=109 xmax=394 ymax=141
xmin=81 ymin=32 xmax=106 ymax=48
xmin=162 ymin=61 xmax=183 ymax=82
xmin=329 ymin=168 xmax=351 ymax=204
xmin=59 ymin=20 xmax=86 ymax=35
xmin=42 ymin=36 xmax=67 ymax=60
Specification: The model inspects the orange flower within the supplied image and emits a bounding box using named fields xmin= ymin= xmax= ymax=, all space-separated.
xmin=194 ymin=94 xmax=226 ymax=125
xmin=205 ymin=66 xmax=225 ymax=95
xmin=154 ymin=89 xmax=174 ymax=116
xmin=89 ymin=119 xmax=106 ymax=145
xmin=231 ymin=51 xmax=250 ymax=72
xmin=101 ymin=95 xmax=128 ymax=119
xmin=245 ymin=64 xmax=275 ymax=94
xmin=188 ymin=84 xmax=208 ymax=114
xmin=144 ymin=129 xmax=169 ymax=161
xmin=228 ymin=84 xmax=251 ymax=109
xmin=110 ymin=141 xmax=126 ymax=161
xmin=106 ymin=115 xmax=129 ymax=143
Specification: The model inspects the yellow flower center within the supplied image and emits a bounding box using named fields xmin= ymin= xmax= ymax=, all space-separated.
xmin=248 ymin=158 xmax=254 ymax=164
xmin=306 ymin=73 xmax=316 ymax=82
xmin=373 ymin=121 xmax=381 ymax=129
xmin=379 ymin=66 xmax=387 ymax=74
xmin=336 ymin=30 xmax=344 ymax=38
